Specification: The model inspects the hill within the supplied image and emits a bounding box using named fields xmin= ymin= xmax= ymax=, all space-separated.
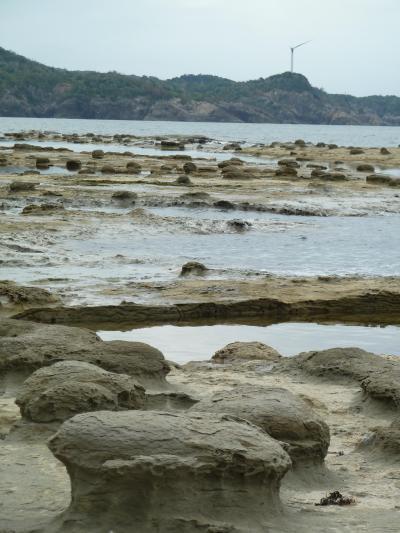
xmin=1 ymin=47 xmax=400 ymax=125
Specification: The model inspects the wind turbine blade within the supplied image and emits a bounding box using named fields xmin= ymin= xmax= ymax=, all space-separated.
xmin=293 ymin=40 xmax=311 ymax=50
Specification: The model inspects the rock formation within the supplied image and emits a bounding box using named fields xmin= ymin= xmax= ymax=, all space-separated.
xmin=47 ymin=410 xmax=291 ymax=532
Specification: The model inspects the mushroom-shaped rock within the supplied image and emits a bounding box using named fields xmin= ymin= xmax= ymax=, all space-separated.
xmin=48 ymin=410 xmax=291 ymax=532
xmin=212 ymin=341 xmax=282 ymax=364
xmin=126 ymin=161 xmax=142 ymax=174
xmin=66 ymin=159 xmax=82 ymax=171
xmin=180 ymin=261 xmax=208 ymax=277
xmin=289 ymin=347 xmax=383 ymax=381
xmin=191 ymin=386 xmax=329 ymax=465
xmin=8 ymin=181 xmax=37 ymax=192
xmin=16 ymin=360 xmax=146 ymax=422
xmin=0 ymin=319 xmax=169 ymax=393
xmin=183 ymin=161 xmax=197 ymax=174
xmin=35 ymin=157 xmax=50 ymax=169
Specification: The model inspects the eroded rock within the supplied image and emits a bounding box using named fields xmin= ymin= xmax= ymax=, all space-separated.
xmin=0 ymin=318 xmax=169 ymax=393
xmin=212 ymin=341 xmax=282 ymax=364
xmin=16 ymin=360 xmax=145 ymax=422
xmin=191 ymin=385 xmax=329 ymax=465
xmin=47 ymin=410 xmax=291 ymax=532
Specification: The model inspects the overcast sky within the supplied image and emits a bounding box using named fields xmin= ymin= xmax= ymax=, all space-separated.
xmin=1 ymin=0 xmax=399 ymax=96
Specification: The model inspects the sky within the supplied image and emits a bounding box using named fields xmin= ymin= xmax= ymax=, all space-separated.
xmin=0 ymin=0 xmax=399 ymax=96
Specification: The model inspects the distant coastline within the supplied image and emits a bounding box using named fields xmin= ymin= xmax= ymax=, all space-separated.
xmin=1 ymin=47 xmax=400 ymax=125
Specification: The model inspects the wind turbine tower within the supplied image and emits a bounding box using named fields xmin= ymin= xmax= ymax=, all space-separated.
xmin=290 ymin=40 xmax=311 ymax=73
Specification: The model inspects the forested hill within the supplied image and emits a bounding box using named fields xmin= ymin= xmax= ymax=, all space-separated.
xmin=1 ymin=46 xmax=400 ymax=125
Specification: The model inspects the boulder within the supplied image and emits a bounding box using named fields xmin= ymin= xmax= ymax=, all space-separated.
xmin=227 ymin=219 xmax=252 ymax=232
xmin=160 ymin=140 xmax=185 ymax=150
xmin=8 ymin=181 xmax=37 ymax=192
xmin=366 ymin=418 xmax=400 ymax=456
xmin=101 ymin=165 xmax=116 ymax=174
xmin=212 ymin=341 xmax=282 ymax=364
xmin=214 ymin=199 xmax=235 ymax=210
xmin=22 ymin=203 xmax=64 ymax=215
xmin=223 ymin=142 xmax=242 ymax=151
xmin=218 ymin=158 xmax=243 ymax=169
xmin=91 ymin=150 xmax=104 ymax=159
xmin=175 ymin=174 xmax=191 ymax=185
xmin=288 ymin=347 xmax=400 ymax=408
xmin=66 ymin=159 xmax=82 ymax=171
xmin=47 ymin=410 xmax=290 ymax=532
xmin=180 ymin=261 xmax=208 ymax=277
xmin=16 ymin=360 xmax=145 ymax=423
xmin=183 ymin=161 xmax=197 ymax=174
xmin=191 ymin=386 xmax=330 ymax=465
xmin=0 ymin=318 xmax=169 ymax=394
xmin=357 ymin=164 xmax=374 ymax=172
xmin=277 ymin=159 xmax=300 ymax=168
xmin=294 ymin=139 xmax=306 ymax=146
xmin=380 ymin=147 xmax=391 ymax=155
xmin=35 ymin=157 xmax=50 ymax=169
xmin=349 ymin=148 xmax=364 ymax=155
xmin=111 ymin=190 xmax=137 ymax=203
xmin=275 ymin=166 xmax=298 ymax=177
xmin=126 ymin=161 xmax=142 ymax=174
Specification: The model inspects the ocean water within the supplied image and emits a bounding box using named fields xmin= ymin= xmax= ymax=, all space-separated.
xmin=0 ymin=116 xmax=399 ymax=147
xmin=98 ymin=322 xmax=400 ymax=362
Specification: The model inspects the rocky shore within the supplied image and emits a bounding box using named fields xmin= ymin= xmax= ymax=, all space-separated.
xmin=1 ymin=131 xmax=400 ymax=532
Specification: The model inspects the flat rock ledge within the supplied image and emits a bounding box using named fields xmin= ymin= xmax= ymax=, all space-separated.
xmin=47 ymin=410 xmax=291 ymax=533
xmin=0 ymin=318 xmax=169 ymax=394
xmin=191 ymin=386 xmax=330 ymax=466
xmin=16 ymin=360 xmax=146 ymax=423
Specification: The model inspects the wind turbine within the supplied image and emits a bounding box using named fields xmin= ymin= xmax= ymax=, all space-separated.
xmin=290 ymin=40 xmax=311 ymax=73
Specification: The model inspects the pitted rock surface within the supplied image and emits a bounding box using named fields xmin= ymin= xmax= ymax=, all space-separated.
xmin=16 ymin=360 xmax=146 ymax=422
xmin=212 ymin=341 xmax=282 ymax=364
xmin=0 ymin=318 xmax=169 ymax=393
xmin=191 ymin=385 xmax=330 ymax=465
xmin=47 ymin=410 xmax=291 ymax=533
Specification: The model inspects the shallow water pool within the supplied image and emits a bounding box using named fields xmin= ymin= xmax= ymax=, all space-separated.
xmin=98 ymin=322 xmax=400 ymax=363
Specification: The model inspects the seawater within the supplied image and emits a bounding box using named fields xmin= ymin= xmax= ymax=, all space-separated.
xmin=1 ymin=116 xmax=400 ymax=147
xmin=98 ymin=323 xmax=400 ymax=363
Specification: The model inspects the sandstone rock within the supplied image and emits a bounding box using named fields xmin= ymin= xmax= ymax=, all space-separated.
xmin=35 ymin=157 xmax=50 ymax=169
xmin=367 ymin=418 xmax=400 ymax=455
xmin=183 ymin=161 xmax=197 ymax=174
xmin=288 ymin=347 xmax=400 ymax=408
xmin=101 ymin=165 xmax=116 ymax=174
xmin=218 ymin=158 xmax=243 ymax=169
xmin=22 ymin=203 xmax=64 ymax=215
xmin=160 ymin=140 xmax=184 ymax=150
xmin=175 ymin=174 xmax=191 ymax=185
xmin=380 ymin=147 xmax=391 ymax=155
xmin=191 ymin=386 xmax=329 ymax=465
xmin=366 ymin=175 xmax=400 ymax=187
xmin=227 ymin=219 xmax=251 ymax=232
xmin=214 ymin=199 xmax=235 ymax=210
xmin=278 ymin=159 xmax=299 ymax=168
xmin=349 ymin=148 xmax=364 ymax=155
xmin=48 ymin=410 xmax=290 ymax=532
xmin=8 ymin=181 xmax=37 ymax=192
xmin=275 ymin=166 xmax=297 ymax=177
xmin=223 ymin=142 xmax=242 ymax=151
xmin=0 ymin=281 xmax=58 ymax=307
xmin=126 ymin=161 xmax=142 ymax=173
xmin=180 ymin=261 xmax=208 ymax=276
xmin=66 ymin=159 xmax=82 ymax=171
xmin=357 ymin=164 xmax=374 ymax=172
xmin=212 ymin=341 xmax=282 ymax=364
xmin=91 ymin=150 xmax=104 ymax=159
xmin=0 ymin=318 xmax=169 ymax=393
xmin=16 ymin=360 xmax=145 ymax=422
xmin=294 ymin=139 xmax=306 ymax=146
xmin=111 ymin=190 xmax=137 ymax=202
